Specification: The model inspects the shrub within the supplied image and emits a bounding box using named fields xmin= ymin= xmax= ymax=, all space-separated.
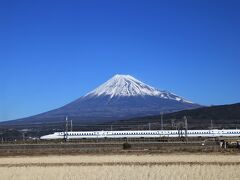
xmin=123 ymin=142 xmax=131 ymax=149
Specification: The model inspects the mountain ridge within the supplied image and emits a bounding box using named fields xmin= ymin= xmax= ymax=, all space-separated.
xmin=107 ymin=103 xmax=240 ymax=129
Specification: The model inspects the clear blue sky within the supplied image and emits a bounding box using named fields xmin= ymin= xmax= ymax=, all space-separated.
xmin=0 ymin=0 xmax=240 ymax=121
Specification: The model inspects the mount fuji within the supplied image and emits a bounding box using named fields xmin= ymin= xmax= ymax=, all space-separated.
xmin=6 ymin=74 xmax=201 ymax=124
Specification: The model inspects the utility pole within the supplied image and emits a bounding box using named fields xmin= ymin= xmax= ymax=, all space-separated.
xmin=171 ymin=119 xmax=175 ymax=130
xmin=22 ymin=133 xmax=25 ymax=143
xmin=70 ymin=120 xmax=73 ymax=132
xmin=184 ymin=116 xmax=188 ymax=142
xmin=148 ymin=123 xmax=151 ymax=130
xmin=161 ymin=113 xmax=163 ymax=130
xmin=65 ymin=116 xmax=68 ymax=141
xmin=210 ymin=120 xmax=213 ymax=130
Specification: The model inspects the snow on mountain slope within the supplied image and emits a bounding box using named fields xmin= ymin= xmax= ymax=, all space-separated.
xmin=85 ymin=74 xmax=193 ymax=103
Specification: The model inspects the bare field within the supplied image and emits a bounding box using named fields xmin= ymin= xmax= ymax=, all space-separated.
xmin=0 ymin=154 xmax=240 ymax=180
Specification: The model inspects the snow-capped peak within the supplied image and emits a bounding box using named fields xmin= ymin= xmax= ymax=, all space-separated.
xmin=84 ymin=74 xmax=193 ymax=103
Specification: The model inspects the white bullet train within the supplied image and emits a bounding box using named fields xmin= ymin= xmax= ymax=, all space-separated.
xmin=40 ymin=129 xmax=240 ymax=140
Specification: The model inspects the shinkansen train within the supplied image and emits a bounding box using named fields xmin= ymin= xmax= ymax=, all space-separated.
xmin=40 ymin=129 xmax=240 ymax=140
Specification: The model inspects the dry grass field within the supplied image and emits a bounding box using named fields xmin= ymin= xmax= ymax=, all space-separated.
xmin=0 ymin=154 xmax=240 ymax=180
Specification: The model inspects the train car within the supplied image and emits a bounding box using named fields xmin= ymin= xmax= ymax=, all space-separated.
xmin=40 ymin=129 xmax=240 ymax=140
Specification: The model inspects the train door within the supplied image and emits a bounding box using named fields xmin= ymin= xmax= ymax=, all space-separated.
xmin=100 ymin=131 xmax=106 ymax=138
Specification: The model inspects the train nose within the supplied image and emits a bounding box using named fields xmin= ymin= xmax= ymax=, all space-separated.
xmin=40 ymin=135 xmax=51 ymax=140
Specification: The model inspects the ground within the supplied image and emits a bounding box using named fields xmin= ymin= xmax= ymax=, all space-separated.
xmin=0 ymin=154 xmax=240 ymax=180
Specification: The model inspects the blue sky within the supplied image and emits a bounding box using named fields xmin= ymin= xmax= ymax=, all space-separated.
xmin=0 ymin=0 xmax=240 ymax=121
